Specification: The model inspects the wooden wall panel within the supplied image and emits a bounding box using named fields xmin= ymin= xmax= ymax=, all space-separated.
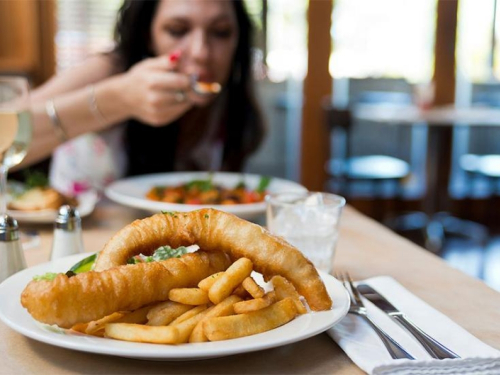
xmin=37 ymin=0 xmax=57 ymax=86
xmin=433 ymin=0 xmax=457 ymax=106
xmin=0 ymin=0 xmax=55 ymax=86
xmin=0 ymin=0 xmax=38 ymax=72
xmin=300 ymin=0 xmax=332 ymax=191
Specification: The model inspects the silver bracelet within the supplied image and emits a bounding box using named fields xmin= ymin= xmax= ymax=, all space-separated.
xmin=45 ymin=99 xmax=68 ymax=142
xmin=88 ymin=85 xmax=107 ymax=124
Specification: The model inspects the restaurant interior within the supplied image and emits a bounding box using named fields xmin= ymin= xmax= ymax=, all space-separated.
xmin=2 ymin=0 xmax=498 ymax=289
xmin=1 ymin=0 xmax=500 ymax=372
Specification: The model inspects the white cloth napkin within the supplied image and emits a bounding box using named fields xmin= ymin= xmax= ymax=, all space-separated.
xmin=327 ymin=276 xmax=500 ymax=375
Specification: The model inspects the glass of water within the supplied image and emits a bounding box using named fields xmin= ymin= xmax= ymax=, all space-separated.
xmin=266 ymin=191 xmax=346 ymax=273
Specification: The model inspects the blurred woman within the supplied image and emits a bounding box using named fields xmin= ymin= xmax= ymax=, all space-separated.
xmin=24 ymin=0 xmax=264 ymax=194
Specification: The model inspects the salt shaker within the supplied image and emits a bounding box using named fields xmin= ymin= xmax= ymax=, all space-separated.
xmin=50 ymin=205 xmax=84 ymax=260
xmin=0 ymin=214 xmax=27 ymax=283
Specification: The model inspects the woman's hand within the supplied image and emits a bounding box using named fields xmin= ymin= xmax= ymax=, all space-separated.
xmin=118 ymin=54 xmax=193 ymax=126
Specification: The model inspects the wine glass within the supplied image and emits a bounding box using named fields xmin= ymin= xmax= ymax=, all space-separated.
xmin=0 ymin=76 xmax=32 ymax=214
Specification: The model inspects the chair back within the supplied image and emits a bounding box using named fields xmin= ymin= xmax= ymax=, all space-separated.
xmin=322 ymin=99 xmax=352 ymax=132
xmin=322 ymin=98 xmax=353 ymax=193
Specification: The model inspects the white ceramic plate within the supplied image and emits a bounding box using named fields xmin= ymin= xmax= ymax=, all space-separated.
xmin=7 ymin=190 xmax=99 ymax=224
xmin=0 ymin=254 xmax=349 ymax=361
xmin=105 ymin=172 xmax=307 ymax=220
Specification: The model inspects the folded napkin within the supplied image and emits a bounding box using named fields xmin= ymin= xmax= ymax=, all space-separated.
xmin=327 ymin=276 xmax=500 ymax=375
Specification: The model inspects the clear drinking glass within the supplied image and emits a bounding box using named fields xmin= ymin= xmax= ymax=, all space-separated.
xmin=266 ymin=191 xmax=346 ymax=273
xmin=0 ymin=76 xmax=32 ymax=214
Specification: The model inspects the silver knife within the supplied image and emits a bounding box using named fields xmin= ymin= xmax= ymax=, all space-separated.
xmin=357 ymin=284 xmax=460 ymax=359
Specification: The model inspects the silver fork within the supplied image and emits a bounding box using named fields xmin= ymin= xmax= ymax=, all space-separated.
xmin=336 ymin=272 xmax=415 ymax=360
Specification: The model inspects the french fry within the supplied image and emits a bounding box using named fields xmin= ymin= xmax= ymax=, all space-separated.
xmin=271 ymin=275 xmax=307 ymax=314
xmin=189 ymin=295 xmax=242 ymax=343
xmin=242 ymin=276 xmax=265 ymax=299
xmin=169 ymin=288 xmax=210 ymax=305
xmin=209 ymin=258 xmax=253 ymax=304
xmin=73 ymin=259 xmax=310 ymax=345
xmin=203 ymin=298 xmax=298 ymax=341
xmin=233 ymin=292 xmax=275 ymax=314
xmin=232 ymin=284 xmax=250 ymax=299
xmin=147 ymin=301 xmax=192 ymax=326
xmin=170 ymin=305 xmax=208 ymax=326
xmin=70 ymin=322 xmax=89 ymax=334
xmin=81 ymin=305 xmax=154 ymax=337
xmin=175 ymin=306 xmax=215 ymax=343
xmin=85 ymin=312 xmax=125 ymax=336
xmin=198 ymin=272 xmax=224 ymax=292
xmin=115 ymin=305 xmax=153 ymax=325
xmin=105 ymin=323 xmax=179 ymax=344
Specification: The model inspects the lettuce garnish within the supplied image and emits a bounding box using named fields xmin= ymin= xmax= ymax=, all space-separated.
xmin=33 ymin=272 xmax=60 ymax=281
xmin=127 ymin=245 xmax=199 ymax=264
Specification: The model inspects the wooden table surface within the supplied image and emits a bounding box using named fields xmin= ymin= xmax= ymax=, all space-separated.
xmin=2 ymin=201 xmax=500 ymax=374
xmin=354 ymin=104 xmax=500 ymax=127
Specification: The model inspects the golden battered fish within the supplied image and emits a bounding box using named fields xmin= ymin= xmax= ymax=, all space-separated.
xmin=94 ymin=209 xmax=332 ymax=311
xmin=21 ymin=251 xmax=230 ymax=328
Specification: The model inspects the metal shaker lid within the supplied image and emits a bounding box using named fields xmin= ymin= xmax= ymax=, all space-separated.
xmin=0 ymin=214 xmax=19 ymax=242
xmin=55 ymin=205 xmax=81 ymax=231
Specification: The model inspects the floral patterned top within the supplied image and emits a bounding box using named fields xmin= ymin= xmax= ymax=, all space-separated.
xmin=49 ymin=126 xmax=127 ymax=196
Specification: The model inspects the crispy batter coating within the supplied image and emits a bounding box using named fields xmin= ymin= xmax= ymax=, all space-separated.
xmin=95 ymin=209 xmax=332 ymax=311
xmin=21 ymin=251 xmax=230 ymax=328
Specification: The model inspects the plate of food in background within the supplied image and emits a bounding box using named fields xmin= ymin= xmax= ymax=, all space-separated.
xmin=7 ymin=172 xmax=98 ymax=224
xmin=105 ymin=172 xmax=307 ymax=220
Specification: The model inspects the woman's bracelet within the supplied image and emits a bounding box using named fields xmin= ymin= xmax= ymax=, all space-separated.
xmin=87 ymin=85 xmax=107 ymax=125
xmin=45 ymin=99 xmax=68 ymax=142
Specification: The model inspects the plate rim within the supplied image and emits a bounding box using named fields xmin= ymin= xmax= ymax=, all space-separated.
xmin=0 ymin=253 xmax=349 ymax=360
xmin=104 ymin=172 xmax=308 ymax=216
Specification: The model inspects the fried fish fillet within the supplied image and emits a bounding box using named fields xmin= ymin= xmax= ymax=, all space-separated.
xmin=94 ymin=209 xmax=332 ymax=311
xmin=21 ymin=251 xmax=230 ymax=328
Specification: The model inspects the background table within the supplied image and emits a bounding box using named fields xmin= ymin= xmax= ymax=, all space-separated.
xmin=1 ymin=201 xmax=500 ymax=374
xmin=354 ymin=104 xmax=500 ymax=213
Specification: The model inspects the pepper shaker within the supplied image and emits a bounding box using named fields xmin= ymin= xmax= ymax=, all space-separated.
xmin=50 ymin=205 xmax=84 ymax=260
xmin=0 ymin=214 xmax=27 ymax=283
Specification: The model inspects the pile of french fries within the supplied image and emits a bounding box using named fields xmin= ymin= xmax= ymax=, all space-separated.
xmin=71 ymin=257 xmax=308 ymax=344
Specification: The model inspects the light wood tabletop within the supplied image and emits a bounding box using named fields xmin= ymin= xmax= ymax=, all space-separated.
xmin=1 ymin=201 xmax=499 ymax=374
xmin=354 ymin=104 xmax=500 ymax=127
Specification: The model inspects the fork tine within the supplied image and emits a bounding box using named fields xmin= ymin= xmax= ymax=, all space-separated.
xmin=346 ymin=272 xmax=363 ymax=305
xmin=335 ymin=272 xmax=346 ymax=288
xmin=336 ymin=272 xmax=357 ymax=306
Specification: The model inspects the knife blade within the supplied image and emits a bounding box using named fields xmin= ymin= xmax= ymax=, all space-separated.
xmin=357 ymin=284 xmax=460 ymax=359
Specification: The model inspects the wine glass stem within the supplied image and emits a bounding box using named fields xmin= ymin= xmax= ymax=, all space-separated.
xmin=0 ymin=165 xmax=8 ymax=215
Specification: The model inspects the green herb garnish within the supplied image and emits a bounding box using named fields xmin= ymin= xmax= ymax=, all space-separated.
xmin=33 ymin=272 xmax=60 ymax=281
xmin=185 ymin=176 xmax=214 ymax=192
xmin=24 ymin=169 xmax=49 ymax=189
xmin=256 ymin=176 xmax=271 ymax=193
xmin=69 ymin=253 xmax=97 ymax=273
xmin=235 ymin=180 xmax=246 ymax=189
xmin=127 ymin=245 xmax=190 ymax=264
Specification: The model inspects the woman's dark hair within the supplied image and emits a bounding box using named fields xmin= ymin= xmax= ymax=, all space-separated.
xmin=113 ymin=0 xmax=265 ymax=172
